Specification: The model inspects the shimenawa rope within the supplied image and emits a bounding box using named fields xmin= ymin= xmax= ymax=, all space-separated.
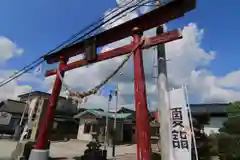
xmin=57 ymin=36 xmax=148 ymax=103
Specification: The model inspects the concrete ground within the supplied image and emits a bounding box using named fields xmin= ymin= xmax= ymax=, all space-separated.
xmin=0 ymin=139 xmax=138 ymax=160
xmin=50 ymin=140 xmax=137 ymax=159
xmin=0 ymin=140 xmax=16 ymax=160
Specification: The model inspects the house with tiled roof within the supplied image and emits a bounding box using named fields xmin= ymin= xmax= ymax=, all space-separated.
xmin=74 ymin=109 xmax=134 ymax=143
xmin=18 ymin=91 xmax=78 ymax=116
xmin=0 ymin=91 xmax=79 ymax=141
xmin=0 ymin=99 xmax=27 ymax=135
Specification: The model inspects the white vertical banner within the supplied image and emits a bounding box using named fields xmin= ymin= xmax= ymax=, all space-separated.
xmin=169 ymin=87 xmax=192 ymax=160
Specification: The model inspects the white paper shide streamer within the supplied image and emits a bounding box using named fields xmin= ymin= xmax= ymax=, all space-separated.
xmin=169 ymin=87 xmax=192 ymax=160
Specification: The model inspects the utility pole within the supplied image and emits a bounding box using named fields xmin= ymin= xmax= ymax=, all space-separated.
xmin=112 ymin=85 xmax=119 ymax=158
xmin=156 ymin=25 xmax=173 ymax=160
xmin=104 ymin=91 xmax=112 ymax=151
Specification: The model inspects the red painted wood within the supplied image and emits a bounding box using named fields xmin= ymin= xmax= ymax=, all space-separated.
xmin=44 ymin=0 xmax=195 ymax=64
xmin=132 ymin=27 xmax=151 ymax=160
xmin=45 ymin=29 xmax=182 ymax=77
xmin=35 ymin=57 xmax=68 ymax=150
xmin=35 ymin=0 xmax=196 ymax=156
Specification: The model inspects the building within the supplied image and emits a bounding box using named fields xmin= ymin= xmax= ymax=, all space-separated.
xmin=74 ymin=107 xmax=160 ymax=144
xmin=190 ymin=103 xmax=228 ymax=135
xmin=74 ymin=109 xmax=134 ymax=144
xmin=18 ymin=91 xmax=79 ymax=140
xmin=1 ymin=90 xmax=229 ymax=142
xmin=0 ymin=91 xmax=79 ymax=141
xmin=18 ymin=91 xmax=78 ymax=116
xmin=97 ymin=103 xmax=229 ymax=142
xmin=109 ymin=107 xmax=135 ymax=114
xmin=0 ymin=99 xmax=27 ymax=135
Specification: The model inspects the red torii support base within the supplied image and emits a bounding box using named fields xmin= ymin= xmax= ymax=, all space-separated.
xmin=34 ymin=28 xmax=182 ymax=160
xmin=32 ymin=1 xmax=195 ymax=159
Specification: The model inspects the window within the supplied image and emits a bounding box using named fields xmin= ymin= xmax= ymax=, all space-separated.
xmin=91 ymin=124 xmax=96 ymax=132
xmin=53 ymin=122 xmax=58 ymax=129
xmin=84 ymin=123 xmax=91 ymax=133
xmin=132 ymin=128 xmax=135 ymax=134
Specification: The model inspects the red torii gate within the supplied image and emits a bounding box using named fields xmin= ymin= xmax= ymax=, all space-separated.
xmin=35 ymin=0 xmax=195 ymax=159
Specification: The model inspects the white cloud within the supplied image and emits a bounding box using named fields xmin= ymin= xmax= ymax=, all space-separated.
xmin=0 ymin=69 xmax=46 ymax=100
xmin=186 ymin=70 xmax=240 ymax=103
xmin=82 ymin=94 xmax=127 ymax=110
xmin=166 ymin=23 xmax=215 ymax=87
xmin=0 ymin=77 xmax=32 ymax=101
xmin=0 ymin=36 xmax=33 ymax=100
xmin=216 ymin=70 xmax=240 ymax=89
xmin=0 ymin=0 xmax=238 ymax=109
xmin=0 ymin=36 xmax=24 ymax=62
xmin=44 ymin=0 xmax=240 ymax=109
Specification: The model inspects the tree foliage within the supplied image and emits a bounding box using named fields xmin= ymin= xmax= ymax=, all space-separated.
xmin=216 ymin=102 xmax=240 ymax=160
xmin=219 ymin=102 xmax=240 ymax=134
xmin=191 ymin=115 xmax=212 ymax=160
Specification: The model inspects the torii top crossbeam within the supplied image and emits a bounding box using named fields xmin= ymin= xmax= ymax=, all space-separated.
xmin=44 ymin=0 xmax=196 ymax=65
xmin=32 ymin=1 xmax=196 ymax=159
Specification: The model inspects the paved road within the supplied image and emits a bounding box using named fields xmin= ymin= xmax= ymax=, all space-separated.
xmin=109 ymin=154 xmax=136 ymax=160
xmin=0 ymin=139 xmax=138 ymax=160
xmin=0 ymin=140 xmax=16 ymax=160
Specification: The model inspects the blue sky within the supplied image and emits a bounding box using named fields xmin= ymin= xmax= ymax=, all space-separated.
xmin=0 ymin=0 xmax=115 ymax=68
xmin=0 ymin=0 xmax=239 ymax=76
xmin=0 ymin=0 xmax=240 ymax=103
xmin=167 ymin=0 xmax=240 ymax=76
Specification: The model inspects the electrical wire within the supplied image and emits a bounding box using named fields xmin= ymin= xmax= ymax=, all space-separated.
xmin=0 ymin=0 xmax=140 ymax=87
xmin=0 ymin=0 xmax=138 ymax=85
xmin=0 ymin=1 xmax=138 ymax=84
xmin=56 ymin=1 xmax=156 ymax=100
xmin=0 ymin=0 xmax=155 ymax=88
xmin=100 ymin=0 xmax=155 ymax=33
xmin=0 ymin=60 xmax=44 ymax=88
xmin=0 ymin=0 xmax=150 ymax=87
xmin=57 ymin=0 xmax=153 ymax=46
xmin=52 ymin=0 xmax=137 ymax=49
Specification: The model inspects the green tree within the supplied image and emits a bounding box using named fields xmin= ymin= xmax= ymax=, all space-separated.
xmin=217 ymin=102 xmax=240 ymax=160
xmin=192 ymin=115 xmax=212 ymax=160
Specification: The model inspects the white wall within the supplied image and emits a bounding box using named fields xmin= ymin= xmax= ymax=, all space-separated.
xmin=204 ymin=117 xmax=227 ymax=135
xmin=77 ymin=119 xmax=92 ymax=141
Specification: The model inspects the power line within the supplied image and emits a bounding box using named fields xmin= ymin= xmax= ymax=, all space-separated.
xmin=0 ymin=1 xmax=137 ymax=87
xmin=56 ymin=0 xmax=153 ymax=47
xmin=0 ymin=0 xmax=137 ymax=86
xmin=0 ymin=0 xmax=153 ymax=88
xmin=0 ymin=60 xmax=44 ymax=88
xmin=51 ymin=0 xmax=138 ymax=51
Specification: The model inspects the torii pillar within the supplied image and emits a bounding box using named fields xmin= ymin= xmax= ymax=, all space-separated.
xmin=132 ymin=27 xmax=151 ymax=160
xmin=29 ymin=56 xmax=68 ymax=160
